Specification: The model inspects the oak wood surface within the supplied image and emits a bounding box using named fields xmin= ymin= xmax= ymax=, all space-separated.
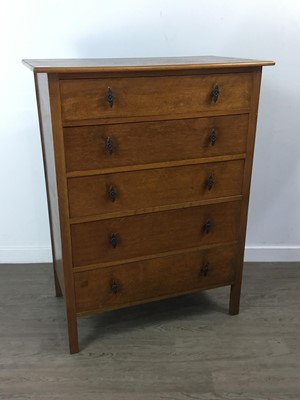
xmin=22 ymin=55 xmax=275 ymax=73
xmin=44 ymin=74 xmax=79 ymax=353
xmin=68 ymin=160 xmax=244 ymax=219
xmin=71 ymin=241 xmax=238 ymax=273
xmin=60 ymin=73 xmax=252 ymax=122
xmin=56 ymin=67 xmax=262 ymax=80
xmin=230 ymin=69 xmax=263 ymax=315
xmin=61 ymin=108 xmax=252 ymax=128
xmin=34 ymin=74 xmax=63 ymax=298
xmin=69 ymin=197 xmax=243 ymax=225
xmin=74 ymin=244 xmax=237 ymax=315
xmin=64 ymin=114 xmax=249 ymax=173
xmin=66 ymin=155 xmax=246 ymax=180
xmin=71 ymin=200 xmax=241 ymax=268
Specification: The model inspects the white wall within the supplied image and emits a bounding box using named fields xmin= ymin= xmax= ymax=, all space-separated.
xmin=0 ymin=0 xmax=299 ymax=263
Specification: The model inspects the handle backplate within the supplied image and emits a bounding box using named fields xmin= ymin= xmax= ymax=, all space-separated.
xmin=212 ymin=84 xmax=220 ymax=102
xmin=201 ymin=263 xmax=209 ymax=277
xmin=111 ymin=279 xmax=119 ymax=294
xmin=110 ymin=233 xmax=119 ymax=248
xmin=209 ymin=129 xmax=217 ymax=146
xmin=107 ymin=185 xmax=117 ymax=202
xmin=105 ymin=137 xmax=114 ymax=155
xmin=106 ymin=87 xmax=114 ymax=107
xmin=203 ymin=220 xmax=212 ymax=234
xmin=206 ymin=175 xmax=214 ymax=191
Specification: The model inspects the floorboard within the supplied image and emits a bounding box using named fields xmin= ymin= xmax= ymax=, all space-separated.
xmin=0 ymin=262 xmax=299 ymax=399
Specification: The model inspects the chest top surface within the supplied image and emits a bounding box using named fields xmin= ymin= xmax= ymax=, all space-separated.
xmin=22 ymin=56 xmax=275 ymax=74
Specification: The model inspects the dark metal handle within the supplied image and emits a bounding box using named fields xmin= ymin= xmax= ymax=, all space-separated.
xmin=212 ymin=84 xmax=220 ymax=102
xmin=110 ymin=233 xmax=119 ymax=248
xmin=201 ymin=263 xmax=209 ymax=277
xmin=105 ymin=137 xmax=114 ymax=155
xmin=203 ymin=220 xmax=212 ymax=234
xmin=206 ymin=175 xmax=214 ymax=191
xmin=111 ymin=279 xmax=119 ymax=294
xmin=209 ymin=129 xmax=217 ymax=146
xmin=107 ymin=185 xmax=117 ymax=202
xmin=106 ymin=87 xmax=114 ymax=107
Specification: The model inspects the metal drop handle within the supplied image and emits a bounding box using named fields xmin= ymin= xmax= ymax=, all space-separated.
xmin=209 ymin=129 xmax=217 ymax=146
xmin=111 ymin=279 xmax=119 ymax=294
xmin=107 ymin=185 xmax=117 ymax=202
xmin=212 ymin=84 xmax=220 ymax=102
xmin=106 ymin=87 xmax=114 ymax=107
xmin=110 ymin=233 xmax=119 ymax=248
xmin=203 ymin=220 xmax=212 ymax=234
xmin=201 ymin=263 xmax=209 ymax=277
xmin=105 ymin=137 xmax=114 ymax=155
xmin=206 ymin=175 xmax=214 ymax=191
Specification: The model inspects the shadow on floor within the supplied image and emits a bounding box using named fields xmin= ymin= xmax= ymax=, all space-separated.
xmin=78 ymin=289 xmax=229 ymax=348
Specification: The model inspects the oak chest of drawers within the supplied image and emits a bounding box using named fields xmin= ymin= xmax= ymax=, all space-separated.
xmin=23 ymin=56 xmax=274 ymax=353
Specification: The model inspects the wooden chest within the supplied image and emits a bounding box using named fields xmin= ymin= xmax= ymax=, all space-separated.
xmin=23 ymin=56 xmax=274 ymax=353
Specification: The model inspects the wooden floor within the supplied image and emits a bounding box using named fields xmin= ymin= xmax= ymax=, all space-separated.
xmin=0 ymin=262 xmax=299 ymax=399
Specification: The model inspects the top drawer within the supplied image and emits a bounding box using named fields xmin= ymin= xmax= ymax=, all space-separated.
xmin=60 ymin=73 xmax=252 ymax=122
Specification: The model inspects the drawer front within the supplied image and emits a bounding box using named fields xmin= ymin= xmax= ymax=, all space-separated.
xmin=68 ymin=160 xmax=244 ymax=218
xmin=71 ymin=200 xmax=241 ymax=268
xmin=60 ymin=73 xmax=252 ymax=122
xmin=64 ymin=114 xmax=249 ymax=173
xmin=74 ymin=244 xmax=237 ymax=314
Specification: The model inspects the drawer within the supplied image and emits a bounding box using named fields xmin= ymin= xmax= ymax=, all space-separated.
xmin=74 ymin=243 xmax=237 ymax=314
xmin=68 ymin=160 xmax=244 ymax=218
xmin=60 ymin=73 xmax=252 ymax=122
xmin=64 ymin=114 xmax=249 ymax=173
xmin=71 ymin=200 xmax=241 ymax=268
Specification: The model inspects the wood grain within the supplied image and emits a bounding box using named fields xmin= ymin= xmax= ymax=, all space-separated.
xmin=74 ymin=244 xmax=238 ymax=314
xmin=35 ymin=74 xmax=79 ymax=354
xmin=70 ymin=241 xmax=238 ymax=272
xmin=34 ymin=73 xmax=63 ymax=298
xmin=230 ymin=68 xmax=263 ymax=315
xmin=66 ymin=154 xmax=246 ymax=179
xmin=61 ymin=108 xmax=252 ymax=128
xmin=60 ymin=73 xmax=252 ymax=122
xmin=68 ymin=159 xmax=244 ymax=219
xmin=64 ymin=114 xmax=249 ymax=173
xmin=71 ymin=200 xmax=242 ymax=268
xmin=22 ymin=55 xmax=275 ymax=73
